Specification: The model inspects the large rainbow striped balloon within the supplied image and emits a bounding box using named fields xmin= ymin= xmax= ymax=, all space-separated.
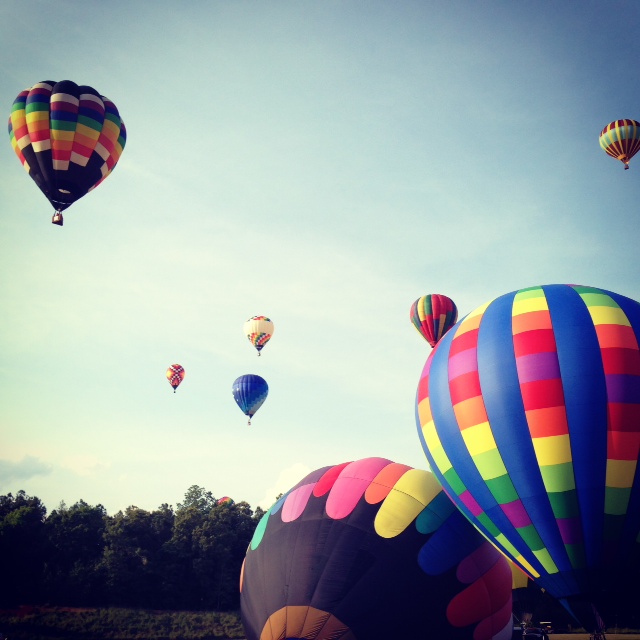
xmin=241 ymin=457 xmax=513 ymax=640
xmin=415 ymin=284 xmax=640 ymax=629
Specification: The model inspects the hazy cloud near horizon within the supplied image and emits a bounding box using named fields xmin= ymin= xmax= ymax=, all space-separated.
xmin=0 ymin=456 xmax=53 ymax=484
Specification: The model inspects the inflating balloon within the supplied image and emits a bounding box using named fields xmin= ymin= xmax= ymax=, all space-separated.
xmin=8 ymin=79 xmax=126 ymax=225
xmin=233 ymin=374 xmax=268 ymax=425
xmin=416 ymin=284 xmax=640 ymax=631
xmin=244 ymin=316 xmax=274 ymax=355
xmin=241 ymin=457 xmax=513 ymax=640
xmin=599 ymin=119 xmax=640 ymax=170
xmin=410 ymin=294 xmax=458 ymax=347
xmin=166 ymin=364 xmax=185 ymax=393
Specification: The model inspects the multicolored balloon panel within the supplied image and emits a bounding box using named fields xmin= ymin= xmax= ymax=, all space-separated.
xmin=415 ymin=284 xmax=640 ymax=626
xmin=244 ymin=316 xmax=274 ymax=355
xmin=240 ymin=457 xmax=513 ymax=640
xmin=232 ymin=374 xmax=268 ymax=424
xmin=166 ymin=364 xmax=185 ymax=392
xmin=410 ymin=294 xmax=458 ymax=347
xmin=8 ymin=80 xmax=126 ymax=220
xmin=599 ymin=119 xmax=640 ymax=169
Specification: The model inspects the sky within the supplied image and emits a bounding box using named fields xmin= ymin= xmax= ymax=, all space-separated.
xmin=1 ymin=0 xmax=639 ymax=515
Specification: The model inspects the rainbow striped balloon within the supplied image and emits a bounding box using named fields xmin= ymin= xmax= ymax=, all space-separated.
xmin=8 ymin=80 xmax=126 ymax=223
xmin=599 ymin=119 xmax=640 ymax=169
xmin=416 ymin=284 xmax=640 ymax=628
xmin=410 ymin=294 xmax=458 ymax=348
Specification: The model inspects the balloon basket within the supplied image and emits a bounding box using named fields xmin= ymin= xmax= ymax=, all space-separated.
xmin=52 ymin=212 xmax=63 ymax=226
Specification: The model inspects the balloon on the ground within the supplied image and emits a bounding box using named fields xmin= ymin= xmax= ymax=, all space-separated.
xmin=240 ymin=457 xmax=513 ymax=640
xmin=166 ymin=364 xmax=185 ymax=393
xmin=244 ymin=316 xmax=274 ymax=355
xmin=232 ymin=374 xmax=268 ymax=425
xmin=410 ymin=294 xmax=458 ymax=347
xmin=415 ymin=283 xmax=640 ymax=630
xmin=8 ymin=79 xmax=126 ymax=225
xmin=599 ymin=119 xmax=640 ymax=169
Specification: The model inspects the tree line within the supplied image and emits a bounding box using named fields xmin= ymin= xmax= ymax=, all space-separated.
xmin=0 ymin=487 xmax=266 ymax=611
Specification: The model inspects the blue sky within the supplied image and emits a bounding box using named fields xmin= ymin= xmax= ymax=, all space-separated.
xmin=1 ymin=0 xmax=639 ymax=514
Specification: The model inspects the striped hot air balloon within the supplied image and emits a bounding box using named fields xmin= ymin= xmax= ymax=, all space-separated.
xmin=8 ymin=79 xmax=126 ymax=225
xmin=599 ymin=119 xmax=640 ymax=170
xmin=410 ymin=294 xmax=458 ymax=347
xmin=415 ymin=284 xmax=640 ymax=632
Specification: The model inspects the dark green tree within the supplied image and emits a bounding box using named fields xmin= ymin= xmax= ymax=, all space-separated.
xmin=0 ymin=491 xmax=47 ymax=606
xmin=100 ymin=504 xmax=175 ymax=608
xmin=167 ymin=487 xmax=259 ymax=610
xmin=42 ymin=499 xmax=108 ymax=605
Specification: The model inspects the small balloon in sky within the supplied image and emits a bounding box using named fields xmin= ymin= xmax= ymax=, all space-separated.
xmin=599 ymin=119 xmax=640 ymax=169
xmin=410 ymin=294 xmax=458 ymax=347
xmin=217 ymin=496 xmax=234 ymax=506
xmin=166 ymin=364 xmax=185 ymax=393
xmin=244 ymin=315 xmax=274 ymax=355
xmin=7 ymin=79 xmax=127 ymax=226
xmin=232 ymin=374 xmax=268 ymax=425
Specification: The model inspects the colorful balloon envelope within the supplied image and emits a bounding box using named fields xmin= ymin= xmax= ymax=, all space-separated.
xmin=240 ymin=457 xmax=513 ymax=640
xmin=415 ymin=284 xmax=640 ymax=630
xmin=244 ymin=315 xmax=274 ymax=355
xmin=217 ymin=496 xmax=234 ymax=506
xmin=233 ymin=374 xmax=268 ymax=425
xmin=8 ymin=79 xmax=126 ymax=225
xmin=599 ymin=119 xmax=640 ymax=170
xmin=166 ymin=364 xmax=185 ymax=393
xmin=410 ymin=294 xmax=458 ymax=347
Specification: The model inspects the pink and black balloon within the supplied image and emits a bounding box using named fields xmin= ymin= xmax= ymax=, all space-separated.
xmin=240 ymin=457 xmax=513 ymax=640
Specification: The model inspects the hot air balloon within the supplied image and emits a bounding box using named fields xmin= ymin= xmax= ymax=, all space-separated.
xmin=8 ymin=79 xmax=126 ymax=225
xmin=240 ymin=457 xmax=514 ymax=640
xmin=166 ymin=364 xmax=185 ymax=393
xmin=410 ymin=294 xmax=458 ymax=347
xmin=244 ymin=316 xmax=274 ymax=355
xmin=232 ymin=374 xmax=268 ymax=425
xmin=415 ymin=284 xmax=640 ymax=632
xmin=599 ymin=119 xmax=640 ymax=170
xmin=217 ymin=496 xmax=234 ymax=506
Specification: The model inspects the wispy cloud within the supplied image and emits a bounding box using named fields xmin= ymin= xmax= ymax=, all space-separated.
xmin=0 ymin=456 xmax=52 ymax=484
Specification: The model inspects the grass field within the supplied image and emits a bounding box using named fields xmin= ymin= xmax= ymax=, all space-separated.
xmin=0 ymin=606 xmax=246 ymax=640
xmin=551 ymin=636 xmax=640 ymax=640
xmin=2 ymin=607 xmax=639 ymax=640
